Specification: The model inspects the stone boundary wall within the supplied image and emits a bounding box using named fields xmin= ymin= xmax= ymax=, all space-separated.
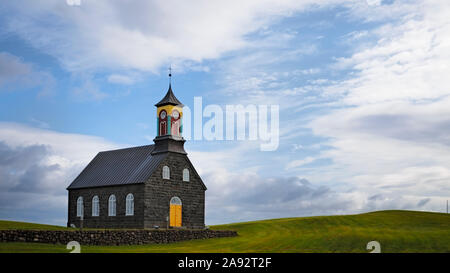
xmin=0 ymin=229 xmax=237 ymax=246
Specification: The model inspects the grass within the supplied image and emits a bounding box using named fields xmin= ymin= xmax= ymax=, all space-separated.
xmin=0 ymin=210 xmax=449 ymax=253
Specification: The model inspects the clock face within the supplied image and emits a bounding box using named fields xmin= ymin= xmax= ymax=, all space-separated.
xmin=160 ymin=110 xmax=166 ymax=119
xmin=172 ymin=110 xmax=179 ymax=119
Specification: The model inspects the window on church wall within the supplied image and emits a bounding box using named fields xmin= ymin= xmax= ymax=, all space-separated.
xmin=162 ymin=165 xmax=170 ymax=180
xmin=126 ymin=193 xmax=134 ymax=216
xmin=76 ymin=196 xmax=83 ymax=217
xmin=171 ymin=110 xmax=180 ymax=136
xmin=92 ymin=196 xmax=99 ymax=216
xmin=171 ymin=119 xmax=180 ymax=136
xmin=183 ymin=168 xmax=190 ymax=182
xmin=160 ymin=121 xmax=167 ymax=136
xmin=108 ymin=195 xmax=116 ymax=216
xmin=159 ymin=110 xmax=167 ymax=135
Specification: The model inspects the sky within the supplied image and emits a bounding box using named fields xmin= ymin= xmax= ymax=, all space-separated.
xmin=0 ymin=0 xmax=450 ymax=226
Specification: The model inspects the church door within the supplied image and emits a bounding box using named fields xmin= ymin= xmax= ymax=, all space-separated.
xmin=169 ymin=197 xmax=182 ymax=227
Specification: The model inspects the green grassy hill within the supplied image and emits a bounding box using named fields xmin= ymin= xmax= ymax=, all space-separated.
xmin=0 ymin=210 xmax=449 ymax=253
xmin=0 ymin=220 xmax=68 ymax=231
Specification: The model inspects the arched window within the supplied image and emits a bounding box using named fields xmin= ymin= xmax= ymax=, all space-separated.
xmin=170 ymin=196 xmax=182 ymax=205
xmin=126 ymin=193 xmax=134 ymax=216
xmin=92 ymin=196 xmax=99 ymax=216
xmin=108 ymin=195 xmax=116 ymax=216
xmin=183 ymin=168 xmax=190 ymax=182
xmin=159 ymin=110 xmax=167 ymax=136
xmin=171 ymin=110 xmax=180 ymax=136
xmin=162 ymin=165 xmax=170 ymax=180
xmin=76 ymin=196 xmax=83 ymax=217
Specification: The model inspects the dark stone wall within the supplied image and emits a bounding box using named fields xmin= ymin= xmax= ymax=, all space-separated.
xmin=67 ymin=184 xmax=145 ymax=229
xmin=144 ymin=152 xmax=206 ymax=229
xmin=0 ymin=229 xmax=237 ymax=246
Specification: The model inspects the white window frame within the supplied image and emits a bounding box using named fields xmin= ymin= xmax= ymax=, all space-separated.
xmin=162 ymin=165 xmax=170 ymax=180
xmin=126 ymin=193 xmax=134 ymax=216
xmin=183 ymin=168 xmax=190 ymax=182
xmin=76 ymin=196 xmax=83 ymax=217
xmin=108 ymin=194 xmax=116 ymax=216
xmin=92 ymin=196 xmax=99 ymax=217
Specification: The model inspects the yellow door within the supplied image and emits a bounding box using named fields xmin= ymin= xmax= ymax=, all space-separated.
xmin=170 ymin=204 xmax=182 ymax=227
xmin=170 ymin=204 xmax=176 ymax=227
xmin=176 ymin=205 xmax=182 ymax=226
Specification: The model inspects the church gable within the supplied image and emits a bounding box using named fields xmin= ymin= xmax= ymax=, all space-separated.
xmin=148 ymin=153 xmax=206 ymax=190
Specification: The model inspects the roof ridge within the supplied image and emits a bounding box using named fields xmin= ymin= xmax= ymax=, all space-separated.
xmin=99 ymin=144 xmax=154 ymax=153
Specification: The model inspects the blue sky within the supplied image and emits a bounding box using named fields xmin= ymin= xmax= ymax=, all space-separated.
xmin=1 ymin=0 xmax=450 ymax=226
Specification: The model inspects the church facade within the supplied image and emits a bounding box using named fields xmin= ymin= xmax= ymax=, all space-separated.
xmin=66 ymin=84 xmax=206 ymax=229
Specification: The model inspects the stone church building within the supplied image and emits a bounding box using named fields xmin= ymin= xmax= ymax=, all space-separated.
xmin=67 ymin=84 xmax=206 ymax=229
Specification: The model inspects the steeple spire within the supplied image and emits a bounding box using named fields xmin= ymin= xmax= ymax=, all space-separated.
xmin=155 ymin=68 xmax=184 ymax=107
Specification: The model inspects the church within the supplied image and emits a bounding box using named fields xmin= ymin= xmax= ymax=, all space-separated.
xmin=66 ymin=83 xmax=206 ymax=229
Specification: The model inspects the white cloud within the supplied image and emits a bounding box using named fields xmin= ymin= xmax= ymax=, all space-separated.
xmin=0 ymin=0 xmax=342 ymax=72
xmin=107 ymin=74 xmax=138 ymax=85
xmin=331 ymin=1 xmax=450 ymax=105
xmin=285 ymin=156 xmax=317 ymax=170
xmin=0 ymin=122 xmax=119 ymax=166
xmin=306 ymin=0 xmax=450 ymax=213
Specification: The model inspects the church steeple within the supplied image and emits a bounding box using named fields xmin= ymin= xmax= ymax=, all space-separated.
xmin=155 ymin=82 xmax=184 ymax=138
xmin=152 ymin=72 xmax=186 ymax=155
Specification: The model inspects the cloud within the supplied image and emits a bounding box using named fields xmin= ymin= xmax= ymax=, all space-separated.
xmin=417 ymin=198 xmax=430 ymax=207
xmin=0 ymin=0 xmax=341 ymax=73
xmin=330 ymin=1 xmax=450 ymax=105
xmin=304 ymin=0 xmax=450 ymax=214
xmin=0 ymin=142 xmax=53 ymax=192
xmin=0 ymin=122 xmax=119 ymax=225
xmin=285 ymin=156 xmax=317 ymax=170
xmin=204 ymin=172 xmax=355 ymax=224
xmin=30 ymin=118 xmax=51 ymax=129
xmin=71 ymin=80 xmax=108 ymax=101
xmin=107 ymin=74 xmax=139 ymax=85
xmin=187 ymin=145 xmax=358 ymax=224
xmin=0 ymin=52 xmax=32 ymax=84
xmin=203 ymin=0 xmax=450 ymax=217
xmin=171 ymin=0 xmax=450 ymax=221
xmin=0 ymin=52 xmax=55 ymax=96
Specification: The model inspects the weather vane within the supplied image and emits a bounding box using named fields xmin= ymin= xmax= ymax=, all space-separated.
xmin=169 ymin=65 xmax=172 ymax=84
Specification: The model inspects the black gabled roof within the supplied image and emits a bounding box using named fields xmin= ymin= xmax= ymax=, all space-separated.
xmin=67 ymin=145 xmax=166 ymax=190
xmin=154 ymin=84 xmax=184 ymax=107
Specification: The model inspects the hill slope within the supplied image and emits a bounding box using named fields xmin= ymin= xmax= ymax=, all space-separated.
xmin=0 ymin=220 xmax=67 ymax=230
xmin=0 ymin=210 xmax=449 ymax=253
